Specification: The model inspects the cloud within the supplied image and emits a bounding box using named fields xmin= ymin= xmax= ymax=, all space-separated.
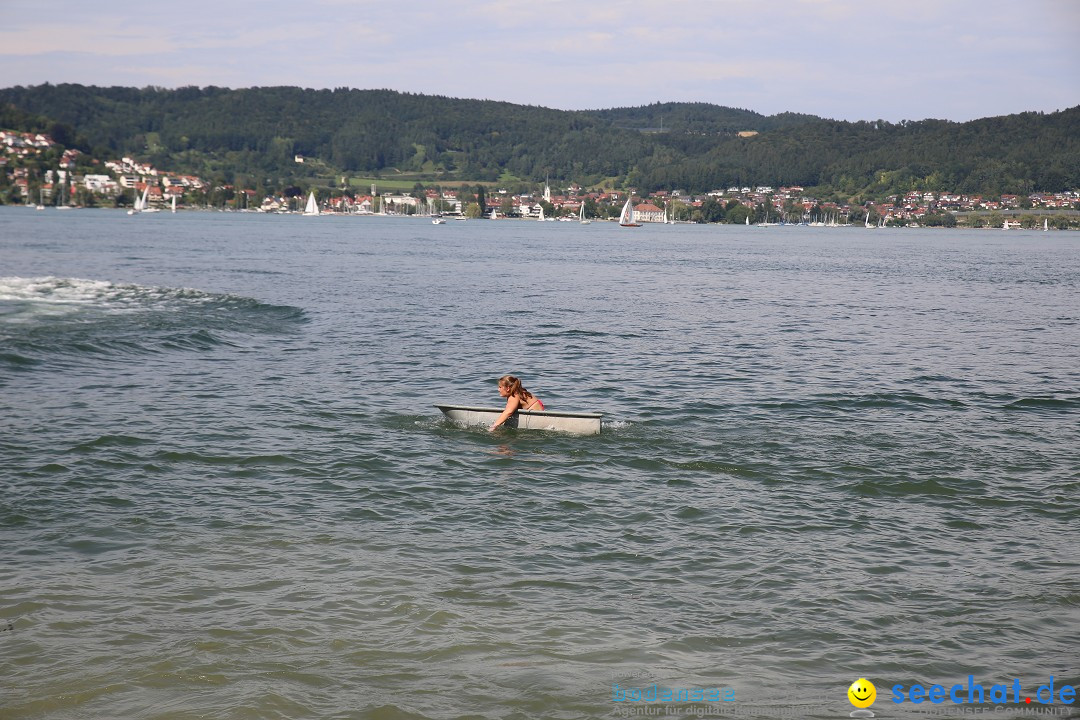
xmin=0 ymin=23 xmax=177 ymax=56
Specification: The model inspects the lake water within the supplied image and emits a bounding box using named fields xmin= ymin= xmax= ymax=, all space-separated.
xmin=1 ymin=208 xmax=1078 ymax=720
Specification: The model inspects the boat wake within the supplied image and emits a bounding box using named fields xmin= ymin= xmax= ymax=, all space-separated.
xmin=0 ymin=276 xmax=306 ymax=372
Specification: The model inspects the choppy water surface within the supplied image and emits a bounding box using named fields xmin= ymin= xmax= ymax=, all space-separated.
xmin=1 ymin=208 xmax=1077 ymax=720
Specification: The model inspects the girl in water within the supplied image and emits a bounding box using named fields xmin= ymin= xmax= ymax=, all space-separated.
xmin=490 ymin=374 xmax=545 ymax=430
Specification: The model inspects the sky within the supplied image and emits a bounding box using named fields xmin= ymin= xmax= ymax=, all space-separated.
xmin=2 ymin=0 xmax=1078 ymax=123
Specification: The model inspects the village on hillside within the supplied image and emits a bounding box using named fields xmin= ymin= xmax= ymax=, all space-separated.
xmin=3 ymin=129 xmax=1078 ymax=228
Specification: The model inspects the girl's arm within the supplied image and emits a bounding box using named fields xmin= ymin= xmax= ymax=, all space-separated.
xmin=490 ymin=395 xmax=521 ymax=431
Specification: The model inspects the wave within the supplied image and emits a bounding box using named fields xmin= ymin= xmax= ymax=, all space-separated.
xmin=841 ymin=475 xmax=985 ymax=498
xmin=755 ymin=391 xmax=968 ymax=412
xmin=1002 ymin=396 xmax=1080 ymax=411
xmin=0 ymin=276 xmax=305 ymax=321
xmin=0 ymin=276 xmax=306 ymax=371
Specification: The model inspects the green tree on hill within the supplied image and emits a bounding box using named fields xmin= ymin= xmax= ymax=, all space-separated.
xmin=725 ymin=204 xmax=751 ymax=225
xmin=475 ymin=185 xmax=487 ymax=217
xmin=699 ymin=197 xmax=725 ymax=223
xmin=1 ymin=84 xmax=1077 ymax=198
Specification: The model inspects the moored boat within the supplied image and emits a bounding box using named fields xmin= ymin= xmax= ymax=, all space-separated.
xmin=436 ymin=404 xmax=602 ymax=435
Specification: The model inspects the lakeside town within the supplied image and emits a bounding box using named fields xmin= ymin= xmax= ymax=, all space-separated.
xmin=4 ymin=128 xmax=1079 ymax=229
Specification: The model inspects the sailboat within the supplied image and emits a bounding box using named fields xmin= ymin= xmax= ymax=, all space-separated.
xmin=141 ymin=186 xmax=160 ymax=213
xmin=618 ymin=198 xmax=640 ymax=227
xmin=538 ymin=205 xmax=545 ymax=222
xmin=303 ymin=191 xmax=320 ymax=216
xmin=865 ymin=211 xmax=873 ymax=229
xmin=127 ymin=185 xmax=142 ymax=215
xmin=490 ymin=208 xmax=497 ymax=220
xmin=1044 ymin=218 xmax=1049 ymax=232
xmin=56 ymin=175 xmax=72 ymax=209
xmin=756 ymin=206 xmax=778 ymax=227
xmin=579 ymin=203 xmax=590 ymax=225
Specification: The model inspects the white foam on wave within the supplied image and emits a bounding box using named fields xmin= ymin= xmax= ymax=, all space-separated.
xmin=0 ymin=276 xmax=221 ymax=311
xmin=1 ymin=276 xmax=305 ymax=340
xmin=0 ymin=277 xmax=199 ymax=328
xmin=0 ymin=276 xmax=128 ymax=305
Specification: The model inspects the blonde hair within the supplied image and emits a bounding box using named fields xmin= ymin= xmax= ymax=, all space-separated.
xmin=498 ymin=374 xmax=535 ymax=403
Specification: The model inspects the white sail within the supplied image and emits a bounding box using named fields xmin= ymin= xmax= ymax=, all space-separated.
xmin=490 ymin=208 xmax=497 ymax=220
xmin=140 ymin=186 xmax=160 ymax=212
xmin=171 ymin=195 xmax=176 ymax=213
xmin=1044 ymin=218 xmax=1049 ymax=231
xmin=538 ymin=205 xmax=545 ymax=222
xmin=579 ymin=202 xmax=590 ymax=225
xmin=303 ymin=191 xmax=319 ymax=216
xmin=619 ymin=198 xmax=639 ymax=226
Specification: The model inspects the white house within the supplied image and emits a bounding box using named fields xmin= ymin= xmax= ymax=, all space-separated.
xmin=381 ymin=194 xmax=421 ymax=213
xmin=633 ymin=203 xmax=665 ymax=223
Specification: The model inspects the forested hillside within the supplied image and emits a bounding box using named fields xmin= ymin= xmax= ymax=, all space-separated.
xmin=1 ymin=84 xmax=1077 ymax=197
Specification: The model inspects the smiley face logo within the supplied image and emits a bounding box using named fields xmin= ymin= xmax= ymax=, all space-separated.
xmin=848 ymin=678 xmax=876 ymax=708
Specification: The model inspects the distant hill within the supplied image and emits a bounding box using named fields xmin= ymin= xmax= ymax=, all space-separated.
xmin=590 ymin=101 xmax=822 ymax=134
xmin=1 ymin=84 xmax=1077 ymax=197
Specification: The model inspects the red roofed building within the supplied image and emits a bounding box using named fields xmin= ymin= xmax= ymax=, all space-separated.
xmin=633 ymin=203 xmax=665 ymax=223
